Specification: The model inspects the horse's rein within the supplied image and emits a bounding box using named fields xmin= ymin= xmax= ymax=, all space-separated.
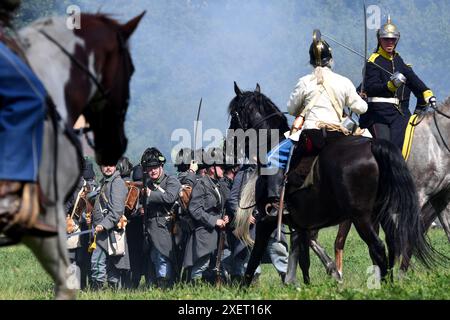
xmin=412 ymin=104 xmax=450 ymax=153
xmin=37 ymin=29 xmax=108 ymax=149
xmin=233 ymin=111 xmax=284 ymax=131
xmin=431 ymin=105 xmax=450 ymax=153
xmin=38 ymin=29 xmax=108 ymax=103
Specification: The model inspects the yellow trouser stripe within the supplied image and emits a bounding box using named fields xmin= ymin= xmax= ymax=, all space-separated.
xmin=402 ymin=114 xmax=419 ymax=161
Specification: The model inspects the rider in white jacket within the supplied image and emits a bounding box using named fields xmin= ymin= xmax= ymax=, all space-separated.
xmin=287 ymin=67 xmax=367 ymax=130
xmin=264 ymin=30 xmax=368 ymax=217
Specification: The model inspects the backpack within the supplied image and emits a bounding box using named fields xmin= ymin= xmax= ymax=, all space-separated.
xmin=178 ymin=184 xmax=193 ymax=211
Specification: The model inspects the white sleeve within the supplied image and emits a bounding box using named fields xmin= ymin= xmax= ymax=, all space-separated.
xmin=345 ymin=79 xmax=368 ymax=115
xmin=287 ymin=79 xmax=306 ymax=116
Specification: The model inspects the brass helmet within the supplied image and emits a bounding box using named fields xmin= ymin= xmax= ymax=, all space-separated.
xmin=377 ymin=15 xmax=400 ymax=43
xmin=309 ymin=29 xmax=332 ymax=67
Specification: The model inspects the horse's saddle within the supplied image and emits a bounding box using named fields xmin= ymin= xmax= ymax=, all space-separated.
xmin=286 ymin=129 xmax=345 ymax=193
xmin=287 ymin=156 xmax=319 ymax=194
xmin=0 ymin=181 xmax=57 ymax=246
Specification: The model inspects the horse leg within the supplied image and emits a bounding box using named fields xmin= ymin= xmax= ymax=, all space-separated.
xmin=334 ymin=220 xmax=351 ymax=279
xmin=380 ymin=220 xmax=397 ymax=282
xmin=297 ymin=229 xmax=310 ymax=285
xmin=308 ymin=229 xmax=340 ymax=282
xmin=352 ymin=217 xmax=388 ymax=281
xmin=243 ymin=219 xmax=275 ymax=287
xmin=285 ymin=228 xmax=299 ymax=285
xmin=23 ymin=206 xmax=75 ymax=300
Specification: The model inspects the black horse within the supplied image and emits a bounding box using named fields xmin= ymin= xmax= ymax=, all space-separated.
xmin=228 ymin=82 xmax=436 ymax=286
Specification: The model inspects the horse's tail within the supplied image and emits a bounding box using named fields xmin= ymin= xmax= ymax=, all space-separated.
xmin=233 ymin=171 xmax=258 ymax=247
xmin=371 ymin=139 xmax=436 ymax=268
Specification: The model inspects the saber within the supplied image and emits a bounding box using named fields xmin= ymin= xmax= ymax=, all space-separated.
xmin=360 ymin=0 xmax=368 ymax=93
xmin=322 ymin=33 xmax=394 ymax=76
xmin=67 ymin=227 xmax=94 ymax=239
xmin=193 ymin=97 xmax=203 ymax=152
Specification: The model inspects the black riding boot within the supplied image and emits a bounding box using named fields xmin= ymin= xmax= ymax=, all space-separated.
xmin=265 ymin=169 xmax=285 ymax=216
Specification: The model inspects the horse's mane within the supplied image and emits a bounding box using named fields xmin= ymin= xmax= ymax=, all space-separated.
xmin=228 ymin=90 xmax=289 ymax=131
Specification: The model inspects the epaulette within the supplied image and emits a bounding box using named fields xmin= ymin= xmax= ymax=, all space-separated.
xmin=368 ymin=53 xmax=380 ymax=63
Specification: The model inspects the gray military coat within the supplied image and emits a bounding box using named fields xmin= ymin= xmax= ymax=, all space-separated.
xmin=93 ymin=171 xmax=130 ymax=270
xmin=177 ymin=170 xmax=197 ymax=187
xmin=183 ymin=175 xmax=227 ymax=268
xmin=144 ymin=173 xmax=181 ymax=262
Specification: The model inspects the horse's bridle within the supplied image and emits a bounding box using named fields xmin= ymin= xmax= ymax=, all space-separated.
xmin=39 ymin=30 xmax=109 ymax=105
xmin=232 ymin=110 xmax=284 ymax=131
xmin=38 ymin=29 xmax=133 ymax=150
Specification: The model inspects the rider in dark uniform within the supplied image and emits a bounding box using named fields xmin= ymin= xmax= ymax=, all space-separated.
xmin=360 ymin=16 xmax=436 ymax=150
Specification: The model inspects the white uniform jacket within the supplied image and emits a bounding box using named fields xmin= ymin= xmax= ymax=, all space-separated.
xmin=287 ymin=67 xmax=368 ymax=130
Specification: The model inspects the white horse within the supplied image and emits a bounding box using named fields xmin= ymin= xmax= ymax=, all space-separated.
xmin=4 ymin=12 xmax=145 ymax=299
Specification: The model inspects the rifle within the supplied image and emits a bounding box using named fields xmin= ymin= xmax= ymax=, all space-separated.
xmin=215 ymin=222 xmax=226 ymax=287
xmin=214 ymin=182 xmax=227 ymax=286
xmin=141 ymin=171 xmax=151 ymax=253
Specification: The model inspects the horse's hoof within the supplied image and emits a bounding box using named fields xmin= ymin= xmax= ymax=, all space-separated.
xmin=332 ymin=271 xmax=343 ymax=283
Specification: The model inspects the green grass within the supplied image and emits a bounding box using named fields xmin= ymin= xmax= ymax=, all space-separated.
xmin=0 ymin=227 xmax=449 ymax=300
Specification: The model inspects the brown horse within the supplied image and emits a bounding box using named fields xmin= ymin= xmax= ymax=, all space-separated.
xmin=2 ymin=12 xmax=144 ymax=299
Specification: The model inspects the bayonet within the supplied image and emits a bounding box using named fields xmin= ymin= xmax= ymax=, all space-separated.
xmin=360 ymin=0 xmax=368 ymax=93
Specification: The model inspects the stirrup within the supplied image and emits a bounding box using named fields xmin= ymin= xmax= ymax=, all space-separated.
xmin=265 ymin=202 xmax=279 ymax=217
xmin=0 ymin=181 xmax=57 ymax=237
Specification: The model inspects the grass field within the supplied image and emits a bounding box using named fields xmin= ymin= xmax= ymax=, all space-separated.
xmin=0 ymin=227 xmax=449 ymax=300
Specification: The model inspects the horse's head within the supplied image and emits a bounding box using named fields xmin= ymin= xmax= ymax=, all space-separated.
xmin=72 ymin=13 xmax=145 ymax=165
xmin=20 ymin=12 xmax=145 ymax=166
xmin=228 ymin=81 xmax=288 ymax=131
xmin=227 ymin=82 xmax=289 ymax=162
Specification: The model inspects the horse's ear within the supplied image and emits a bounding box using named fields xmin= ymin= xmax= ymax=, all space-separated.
xmin=234 ymin=81 xmax=242 ymax=97
xmin=255 ymin=83 xmax=261 ymax=93
xmin=121 ymin=11 xmax=146 ymax=40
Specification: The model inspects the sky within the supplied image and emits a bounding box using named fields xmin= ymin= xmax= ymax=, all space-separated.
xmin=44 ymin=0 xmax=450 ymax=166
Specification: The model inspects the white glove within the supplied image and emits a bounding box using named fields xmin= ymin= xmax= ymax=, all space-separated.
xmin=389 ymin=72 xmax=406 ymax=88
xmin=427 ymin=96 xmax=437 ymax=108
